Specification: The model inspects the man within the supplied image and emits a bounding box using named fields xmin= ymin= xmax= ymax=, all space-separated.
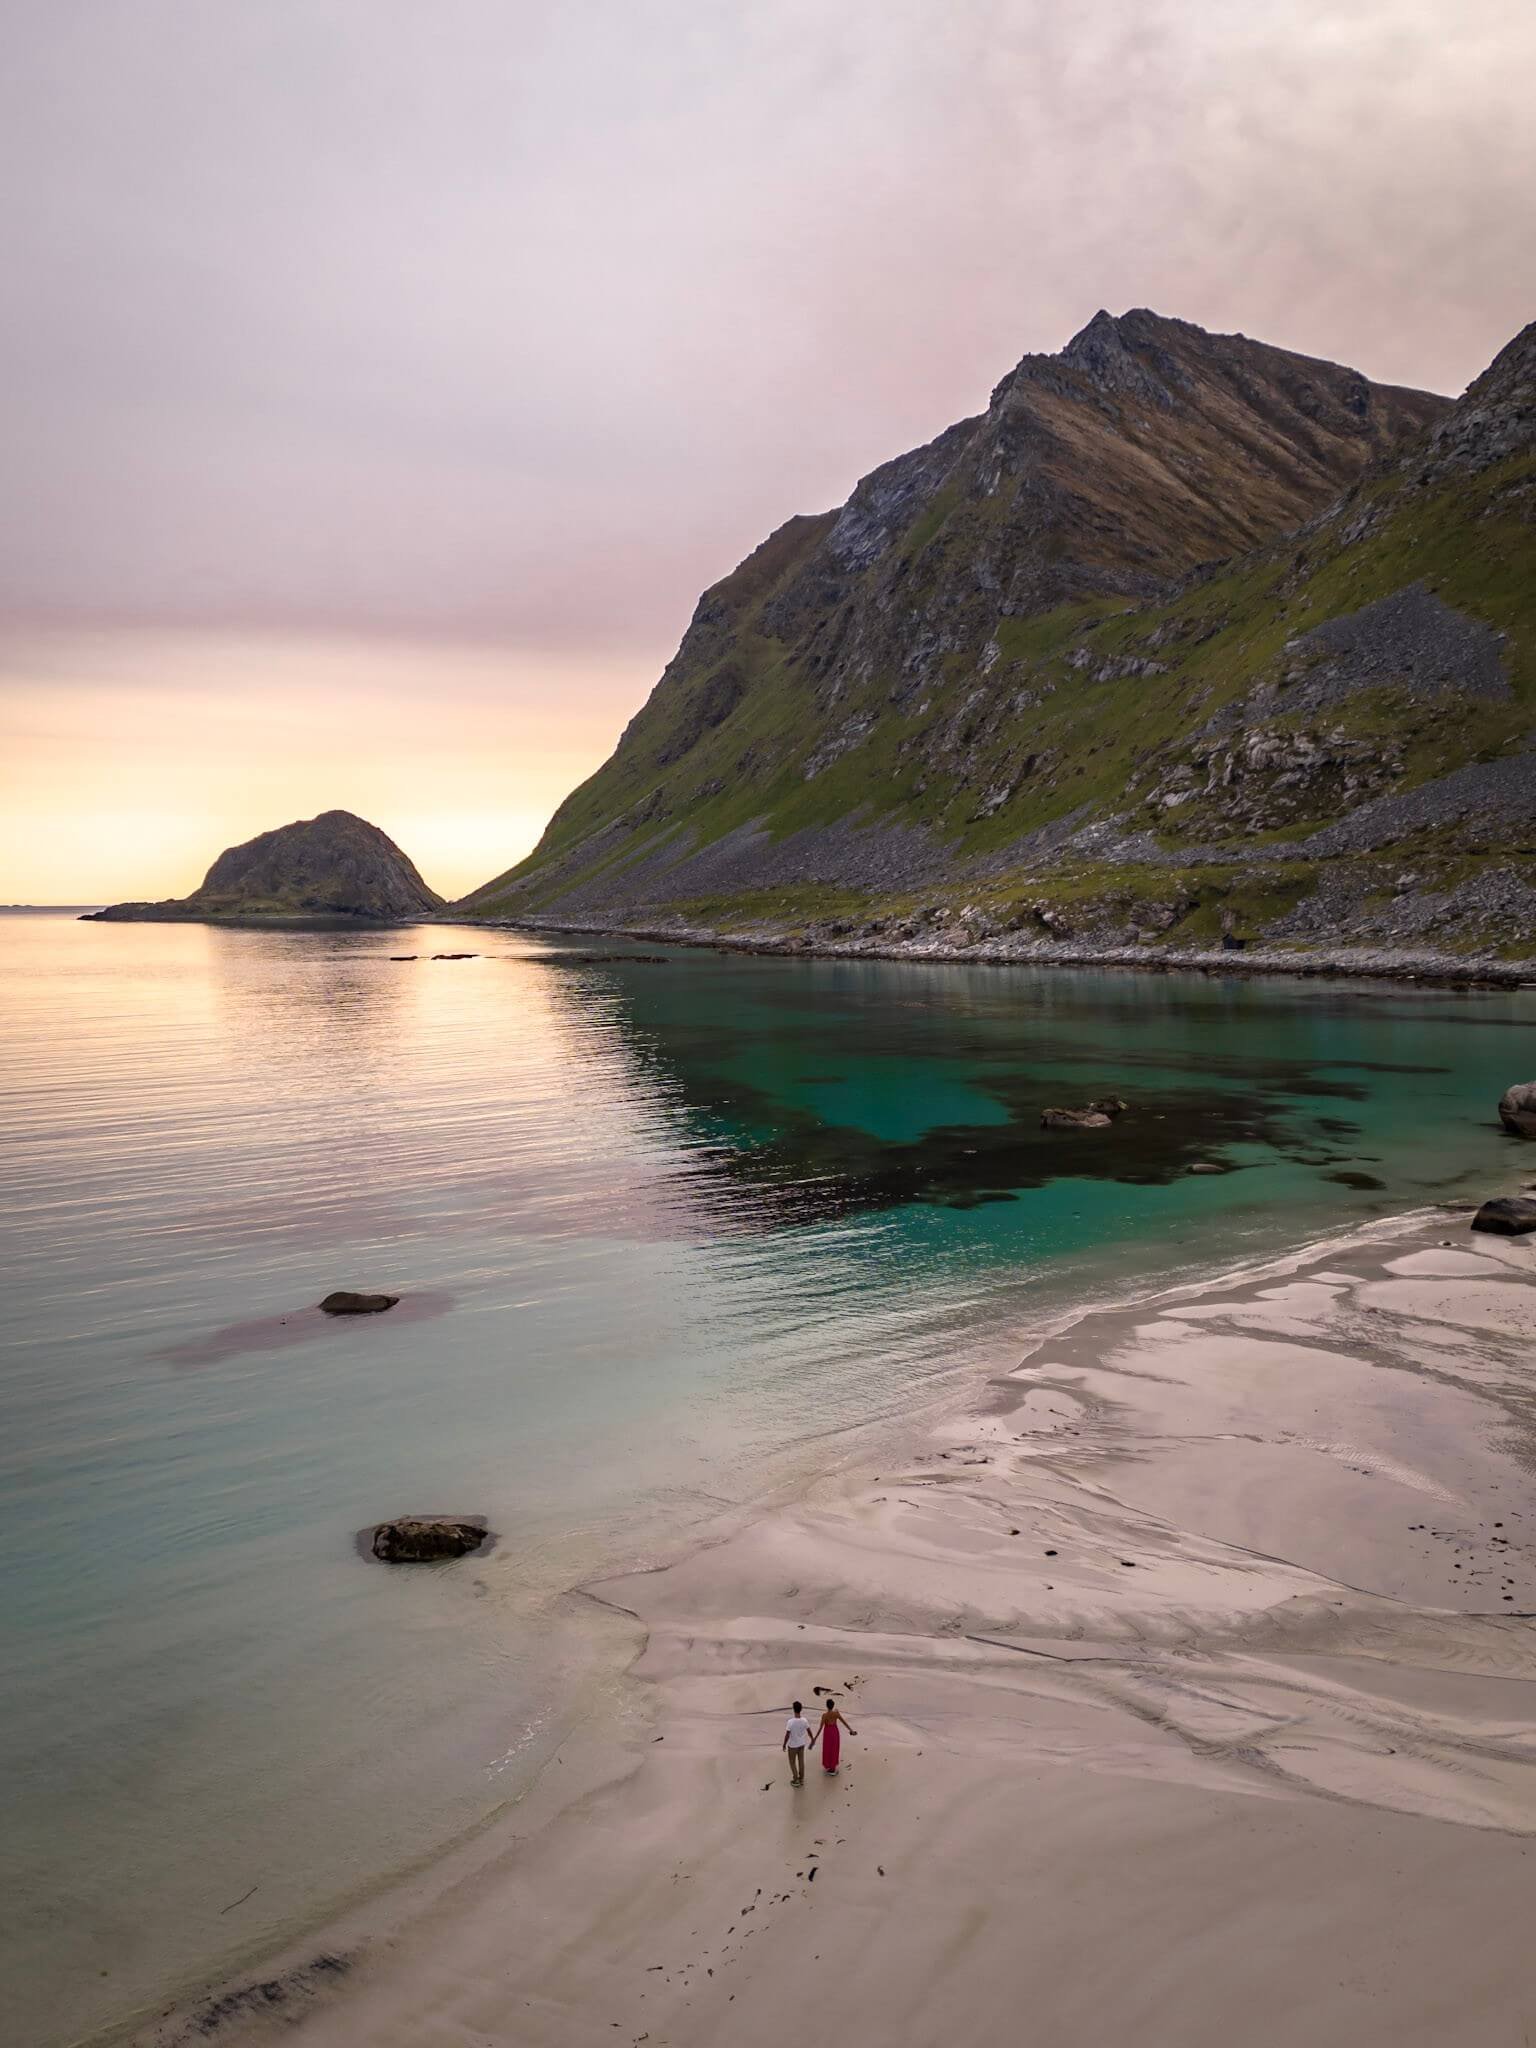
xmin=783 ymin=1700 xmax=812 ymax=1785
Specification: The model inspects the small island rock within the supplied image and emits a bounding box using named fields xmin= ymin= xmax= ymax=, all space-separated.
xmin=1041 ymin=1107 xmax=1113 ymax=1130
xmin=320 ymin=1290 xmax=399 ymax=1315
xmin=1498 ymin=1082 xmax=1536 ymax=1137
xmin=372 ymin=1518 xmax=488 ymax=1563
xmin=1470 ymin=1197 xmax=1536 ymax=1236
xmin=84 ymin=810 xmax=442 ymax=923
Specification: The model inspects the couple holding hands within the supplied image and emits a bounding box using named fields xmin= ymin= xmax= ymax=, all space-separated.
xmin=782 ymin=1695 xmax=856 ymax=1784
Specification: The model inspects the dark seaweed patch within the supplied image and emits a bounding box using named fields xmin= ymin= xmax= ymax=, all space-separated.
xmin=656 ymin=1075 xmax=1334 ymax=1226
xmin=1314 ymin=1061 xmax=1451 ymax=1075
xmin=179 ymin=1953 xmax=350 ymax=2041
xmin=533 ymin=962 xmax=1441 ymax=1228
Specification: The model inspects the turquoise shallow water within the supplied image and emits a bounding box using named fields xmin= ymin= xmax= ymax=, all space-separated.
xmin=2 ymin=912 xmax=1531 ymax=2045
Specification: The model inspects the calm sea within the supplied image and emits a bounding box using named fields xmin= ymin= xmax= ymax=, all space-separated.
xmin=3 ymin=911 xmax=1529 ymax=2044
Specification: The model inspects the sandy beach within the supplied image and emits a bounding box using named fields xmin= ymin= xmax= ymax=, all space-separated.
xmin=123 ymin=1208 xmax=1536 ymax=2048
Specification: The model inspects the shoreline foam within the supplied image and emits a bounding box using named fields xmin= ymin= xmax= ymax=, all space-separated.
xmin=115 ymin=1203 xmax=1536 ymax=2048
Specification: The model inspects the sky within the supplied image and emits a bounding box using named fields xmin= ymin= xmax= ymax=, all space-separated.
xmin=2 ymin=1 xmax=1533 ymax=903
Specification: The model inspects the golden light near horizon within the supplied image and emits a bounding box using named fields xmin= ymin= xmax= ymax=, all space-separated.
xmin=0 ymin=631 xmax=652 ymax=903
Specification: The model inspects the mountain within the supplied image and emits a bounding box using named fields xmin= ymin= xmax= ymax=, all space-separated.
xmin=464 ymin=310 xmax=1536 ymax=973
xmin=87 ymin=810 xmax=443 ymax=922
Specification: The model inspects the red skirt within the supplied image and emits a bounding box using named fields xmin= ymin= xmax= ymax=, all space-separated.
xmin=821 ymin=1720 xmax=841 ymax=1770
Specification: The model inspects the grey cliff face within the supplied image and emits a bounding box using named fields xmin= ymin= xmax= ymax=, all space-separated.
xmin=466 ymin=308 xmax=1467 ymax=934
xmin=1421 ymin=321 xmax=1535 ymax=480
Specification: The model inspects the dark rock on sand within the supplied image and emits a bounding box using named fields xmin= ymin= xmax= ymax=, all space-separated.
xmin=320 ymin=1290 xmax=399 ymax=1315
xmin=1041 ymin=1107 xmax=1113 ymax=1130
xmin=370 ymin=1517 xmax=490 ymax=1562
xmin=1470 ymin=1197 xmax=1536 ymax=1236
xmin=1498 ymin=1082 xmax=1536 ymax=1136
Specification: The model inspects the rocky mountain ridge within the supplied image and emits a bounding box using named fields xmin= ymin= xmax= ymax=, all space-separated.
xmin=463 ymin=309 xmax=1536 ymax=971
xmin=88 ymin=810 xmax=443 ymax=922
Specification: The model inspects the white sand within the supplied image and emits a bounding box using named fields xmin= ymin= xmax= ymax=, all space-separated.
xmin=127 ymin=1214 xmax=1536 ymax=2048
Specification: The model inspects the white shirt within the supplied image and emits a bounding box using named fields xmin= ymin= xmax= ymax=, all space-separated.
xmin=785 ymin=1715 xmax=811 ymax=1749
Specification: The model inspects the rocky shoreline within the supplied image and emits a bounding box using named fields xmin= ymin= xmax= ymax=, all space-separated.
xmin=78 ymin=890 xmax=1536 ymax=987
xmin=490 ymin=912 xmax=1536 ymax=989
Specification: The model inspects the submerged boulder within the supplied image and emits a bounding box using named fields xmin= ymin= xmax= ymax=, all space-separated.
xmin=1470 ymin=1196 xmax=1536 ymax=1236
xmin=320 ymin=1290 xmax=399 ymax=1315
xmin=371 ymin=1518 xmax=489 ymax=1563
xmin=1498 ymin=1082 xmax=1536 ymax=1136
xmin=1041 ymin=1107 xmax=1113 ymax=1130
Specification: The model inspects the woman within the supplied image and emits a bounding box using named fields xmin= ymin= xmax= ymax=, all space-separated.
xmin=814 ymin=1694 xmax=857 ymax=1774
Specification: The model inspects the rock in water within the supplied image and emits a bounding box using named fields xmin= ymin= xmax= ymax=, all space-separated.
xmin=1041 ymin=1107 xmax=1113 ymax=1130
xmin=1470 ymin=1197 xmax=1536 ymax=1235
xmin=320 ymin=1290 xmax=399 ymax=1315
xmin=84 ymin=810 xmax=443 ymax=922
xmin=1498 ymin=1083 xmax=1536 ymax=1136
xmin=371 ymin=1518 xmax=488 ymax=1563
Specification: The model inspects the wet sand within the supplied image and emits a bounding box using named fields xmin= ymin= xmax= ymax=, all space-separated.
xmin=125 ymin=1211 xmax=1536 ymax=2048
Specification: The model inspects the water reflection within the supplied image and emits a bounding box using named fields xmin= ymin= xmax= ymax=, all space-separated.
xmin=2 ymin=914 xmax=1529 ymax=2048
xmin=4 ymin=920 xmax=1513 ymax=1314
xmin=523 ymin=940 xmax=1476 ymax=1230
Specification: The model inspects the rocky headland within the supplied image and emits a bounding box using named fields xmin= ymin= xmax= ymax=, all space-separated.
xmin=462 ymin=309 xmax=1536 ymax=978
xmin=87 ymin=809 xmax=443 ymax=923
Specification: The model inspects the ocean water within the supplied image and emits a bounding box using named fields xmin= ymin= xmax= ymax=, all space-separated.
xmin=3 ymin=911 xmax=1530 ymax=2045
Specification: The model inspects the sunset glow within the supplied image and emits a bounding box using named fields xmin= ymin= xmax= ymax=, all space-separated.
xmin=0 ymin=631 xmax=654 ymax=902
xmin=3 ymin=4 xmax=1533 ymax=900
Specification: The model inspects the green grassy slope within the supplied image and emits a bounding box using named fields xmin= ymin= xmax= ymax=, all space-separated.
xmin=464 ymin=313 xmax=1535 ymax=960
